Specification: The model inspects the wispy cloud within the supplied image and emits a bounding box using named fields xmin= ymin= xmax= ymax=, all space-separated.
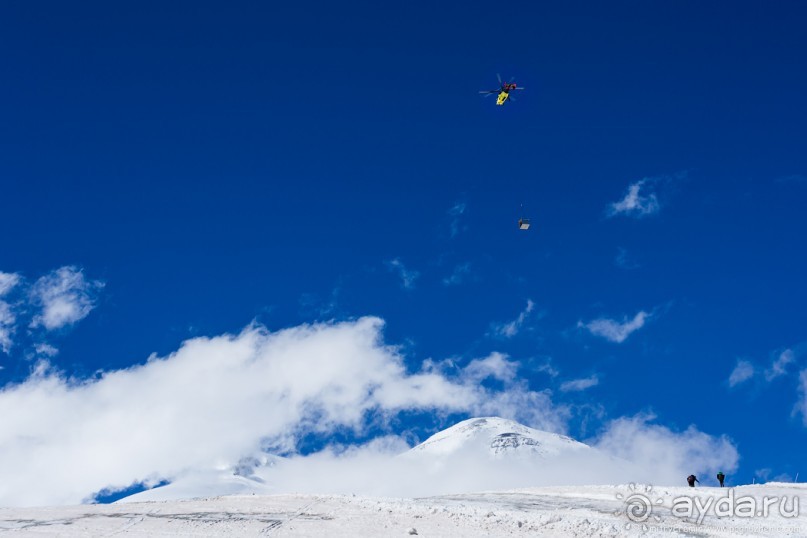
xmin=442 ymin=263 xmax=472 ymax=286
xmin=299 ymin=285 xmax=341 ymax=319
xmin=0 ymin=267 xmax=104 ymax=355
xmin=534 ymin=359 xmax=560 ymax=378
xmin=578 ymin=310 xmax=649 ymax=343
xmin=0 ymin=272 xmax=21 ymax=354
xmin=385 ymin=258 xmax=420 ymax=290
xmin=29 ymin=266 xmax=104 ymax=330
xmin=491 ymin=300 xmax=535 ymax=338
xmin=728 ymin=346 xmax=807 ymax=428
xmin=794 ymin=370 xmax=807 ymax=426
xmin=728 ymin=360 xmax=755 ymax=387
xmin=765 ymin=349 xmax=795 ymax=382
xmin=461 ymin=352 xmax=519 ymax=384
xmin=0 ymin=272 xmax=20 ymax=296
xmin=614 ymin=247 xmax=640 ymax=269
xmin=607 ymin=178 xmax=660 ymax=218
xmin=752 ymin=467 xmax=793 ymax=483
xmin=0 ymin=302 xmax=15 ymax=355
xmin=34 ymin=343 xmax=59 ymax=358
xmin=728 ymin=348 xmax=799 ymax=387
xmin=447 ymin=200 xmax=468 ymax=238
xmin=560 ymin=375 xmax=600 ymax=392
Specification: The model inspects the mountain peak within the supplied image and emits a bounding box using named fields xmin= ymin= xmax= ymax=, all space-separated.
xmin=408 ymin=417 xmax=591 ymax=458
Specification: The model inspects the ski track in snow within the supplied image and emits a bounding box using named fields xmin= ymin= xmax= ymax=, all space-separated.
xmin=1 ymin=484 xmax=806 ymax=537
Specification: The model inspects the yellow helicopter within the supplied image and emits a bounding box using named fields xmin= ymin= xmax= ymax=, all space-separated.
xmin=479 ymin=74 xmax=524 ymax=105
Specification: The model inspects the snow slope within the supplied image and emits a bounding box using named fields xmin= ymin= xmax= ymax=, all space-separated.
xmin=1 ymin=484 xmax=805 ymax=537
xmin=118 ymin=454 xmax=282 ymax=502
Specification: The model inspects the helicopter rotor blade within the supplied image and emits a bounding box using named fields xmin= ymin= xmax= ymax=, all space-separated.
xmin=496 ymin=73 xmax=502 ymax=85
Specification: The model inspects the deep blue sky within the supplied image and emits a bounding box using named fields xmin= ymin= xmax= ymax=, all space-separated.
xmin=2 ymin=1 xmax=806 ymax=485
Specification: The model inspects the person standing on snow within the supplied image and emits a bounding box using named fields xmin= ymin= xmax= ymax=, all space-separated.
xmin=717 ymin=471 xmax=725 ymax=487
xmin=687 ymin=475 xmax=699 ymax=487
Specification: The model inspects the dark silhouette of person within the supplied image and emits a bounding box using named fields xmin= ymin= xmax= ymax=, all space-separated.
xmin=687 ymin=474 xmax=699 ymax=487
xmin=717 ymin=471 xmax=725 ymax=487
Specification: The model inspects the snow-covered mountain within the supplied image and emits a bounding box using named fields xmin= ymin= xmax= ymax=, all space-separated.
xmin=406 ymin=417 xmax=592 ymax=459
xmin=390 ymin=416 xmax=628 ymax=496
xmin=120 ymin=417 xmax=626 ymax=503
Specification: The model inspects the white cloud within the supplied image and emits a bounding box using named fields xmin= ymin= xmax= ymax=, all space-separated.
xmin=794 ymin=370 xmax=807 ymax=426
xmin=447 ymin=201 xmax=467 ymax=238
xmin=765 ymin=349 xmax=795 ymax=382
xmin=607 ymin=179 xmax=660 ymax=218
xmin=728 ymin=360 xmax=755 ymax=387
xmin=34 ymin=343 xmax=59 ymax=357
xmin=0 ymin=302 xmax=16 ymax=355
xmin=755 ymin=468 xmax=773 ymax=481
xmin=461 ymin=352 xmax=518 ymax=384
xmin=560 ymin=375 xmax=600 ymax=392
xmin=29 ymin=266 xmax=104 ymax=330
xmin=614 ymin=247 xmax=639 ymax=269
xmin=0 ymin=318 xmax=573 ymax=506
xmin=442 ymin=263 xmax=471 ymax=286
xmin=385 ymin=258 xmax=419 ymax=290
xmin=579 ymin=311 xmax=648 ymax=343
xmin=0 ymin=272 xmax=20 ymax=296
xmin=422 ymin=353 xmax=569 ymax=433
xmin=729 ymin=347 xmax=807 ymax=425
xmin=754 ymin=468 xmax=794 ymax=483
xmin=728 ymin=349 xmax=799 ymax=388
xmin=591 ymin=413 xmax=739 ymax=485
xmin=535 ymin=361 xmax=560 ymax=378
xmin=0 ymin=267 xmax=104 ymax=355
xmin=491 ymin=300 xmax=535 ymax=338
xmin=0 ymin=272 xmax=21 ymax=354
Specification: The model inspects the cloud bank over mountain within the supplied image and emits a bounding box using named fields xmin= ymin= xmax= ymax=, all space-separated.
xmin=0 ymin=318 xmax=737 ymax=506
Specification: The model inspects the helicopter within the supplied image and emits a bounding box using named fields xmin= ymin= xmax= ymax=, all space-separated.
xmin=479 ymin=74 xmax=524 ymax=105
